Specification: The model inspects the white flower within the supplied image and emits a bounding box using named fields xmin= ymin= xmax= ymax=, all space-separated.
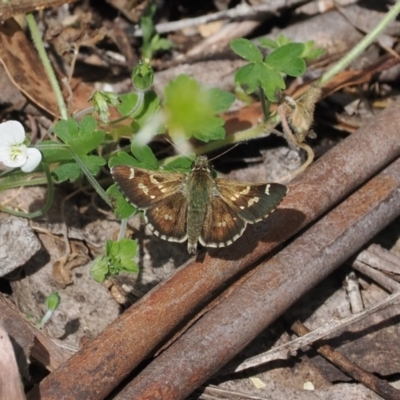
xmin=0 ymin=121 xmax=42 ymax=172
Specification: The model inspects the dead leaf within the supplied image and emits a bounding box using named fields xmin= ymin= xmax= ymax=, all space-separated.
xmin=0 ymin=0 xmax=80 ymax=23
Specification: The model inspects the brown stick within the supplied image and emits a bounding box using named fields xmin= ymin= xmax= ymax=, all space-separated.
xmin=116 ymin=157 xmax=400 ymax=399
xmin=28 ymin=101 xmax=400 ymax=400
xmin=291 ymin=320 xmax=400 ymax=400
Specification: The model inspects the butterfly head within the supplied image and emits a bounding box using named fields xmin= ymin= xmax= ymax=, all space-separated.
xmin=191 ymin=155 xmax=211 ymax=173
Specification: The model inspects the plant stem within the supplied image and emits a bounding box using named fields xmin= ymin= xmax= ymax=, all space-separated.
xmin=26 ymin=13 xmax=68 ymax=120
xmin=320 ymin=2 xmax=400 ymax=85
xmin=0 ymin=162 xmax=54 ymax=218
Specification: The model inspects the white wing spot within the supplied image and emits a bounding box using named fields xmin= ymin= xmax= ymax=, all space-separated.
xmin=150 ymin=175 xmax=160 ymax=184
xmin=138 ymin=183 xmax=149 ymax=195
xmin=164 ymin=214 xmax=173 ymax=220
xmin=265 ymin=184 xmax=271 ymax=195
xmin=217 ymin=221 xmax=227 ymax=227
xmin=239 ymin=186 xmax=250 ymax=195
xmin=248 ymin=197 xmax=259 ymax=206
xmin=129 ymin=168 xmax=135 ymax=179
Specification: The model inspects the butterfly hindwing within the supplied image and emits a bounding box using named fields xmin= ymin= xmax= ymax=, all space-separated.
xmin=215 ymin=179 xmax=287 ymax=223
xmin=200 ymin=196 xmax=246 ymax=248
xmin=144 ymin=192 xmax=188 ymax=242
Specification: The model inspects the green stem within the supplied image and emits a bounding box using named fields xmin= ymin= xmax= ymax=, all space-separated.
xmin=259 ymin=87 xmax=270 ymax=121
xmin=36 ymin=143 xmax=112 ymax=207
xmin=0 ymin=176 xmax=48 ymax=191
xmin=69 ymin=149 xmax=112 ymax=207
xmin=26 ymin=14 xmax=68 ymax=120
xmin=117 ymin=219 xmax=128 ymax=241
xmin=0 ymin=162 xmax=54 ymax=218
xmin=320 ymin=2 xmax=400 ymax=85
xmin=195 ymin=122 xmax=272 ymax=155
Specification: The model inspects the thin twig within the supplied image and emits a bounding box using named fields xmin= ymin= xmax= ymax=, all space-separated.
xmin=291 ymin=320 xmax=400 ymax=400
xmin=224 ymin=291 xmax=400 ymax=374
xmin=132 ymin=1 xmax=305 ymax=36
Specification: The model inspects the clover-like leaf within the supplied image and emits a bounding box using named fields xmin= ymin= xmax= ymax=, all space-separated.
xmin=230 ymin=38 xmax=262 ymax=62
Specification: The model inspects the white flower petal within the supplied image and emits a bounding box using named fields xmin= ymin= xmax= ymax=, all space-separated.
xmin=0 ymin=120 xmax=26 ymax=145
xmin=21 ymin=148 xmax=42 ymax=172
xmin=0 ymin=144 xmax=27 ymax=168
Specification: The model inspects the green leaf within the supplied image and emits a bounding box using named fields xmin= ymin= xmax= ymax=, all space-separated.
xmin=235 ymin=63 xmax=268 ymax=94
xmin=107 ymin=183 xmax=136 ymax=219
xmin=276 ymin=34 xmax=291 ymax=47
xmin=258 ymin=37 xmax=278 ymax=49
xmin=118 ymin=93 xmax=140 ymax=117
xmin=206 ymin=87 xmax=235 ymax=114
xmin=259 ymin=70 xmax=285 ymax=102
xmin=163 ymin=156 xmax=193 ymax=172
xmin=164 ymin=74 xmax=232 ymax=142
xmin=132 ymin=59 xmax=155 ymax=91
xmin=150 ymin=35 xmax=173 ymax=52
xmin=230 ymin=38 xmax=262 ymax=62
xmin=130 ymin=91 xmax=161 ymax=133
xmin=90 ymin=256 xmax=110 ymax=282
xmin=40 ymin=140 xmax=73 ymax=163
xmin=302 ymin=40 xmax=324 ymax=60
xmin=265 ymin=43 xmax=305 ymax=75
xmin=130 ymin=144 xmax=159 ymax=170
xmin=116 ymin=239 xmax=139 ymax=273
xmin=45 ymin=292 xmax=61 ymax=310
xmin=54 ymin=116 xmax=105 ymax=155
xmin=109 ymin=152 xmax=140 ymax=168
xmin=52 ymin=163 xmax=81 ymax=182
xmin=280 ymin=57 xmax=306 ymax=77
xmin=83 ymin=155 xmax=106 ymax=176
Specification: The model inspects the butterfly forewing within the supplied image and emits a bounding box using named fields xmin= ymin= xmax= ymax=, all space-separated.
xmin=111 ymin=165 xmax=186 ymax=209
xmin=215 ymin=179 xmax=288 ymax=223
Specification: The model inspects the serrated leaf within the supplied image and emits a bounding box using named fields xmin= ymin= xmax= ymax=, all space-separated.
xmin=107 ymin=184 xmax=136 ymax=219
xmin=54 ymin=117 xmax=104 ymax=155
xmin=164 ymin=74 xmax=229 ymax=142
xmin=230 ymin=38 xmax=262 ymax=62
xmin=109 ymin=152 xmax=140 ymax=168
xmin=163 ymin=156 xmax=193 ymax=172
xmin=130 ymin=145 xmax=159 ymax=170
xmin=52 ymin=163 xmax=81 ymax=182
xmin=80 ymin=115 xmax=97 ymax=136
xmin=54 ymin=119 xmax=78 ymax=144
xmin=192 ymin=118 xmax=226 ymax=142
xmin=83 ymin=155 xmax=106 ymax=176
xmin=206 ymin=87 xmax=235 ymax=114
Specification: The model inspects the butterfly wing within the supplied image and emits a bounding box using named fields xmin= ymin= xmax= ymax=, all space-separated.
xmin=111 ymin=165 xmax=188 ymax=241
xmin=111 ymin=165 xmax=186 ymax=208
xmin=144 ymin=192 xmax=188 ymax=242
xmin=199 ymin=195 xmax=246 ymax=248
xmin=215 ymin=179 xmax=287 ymax=223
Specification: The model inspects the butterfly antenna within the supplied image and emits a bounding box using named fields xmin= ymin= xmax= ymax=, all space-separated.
xmin=208 ymin=143 xmax=241 ymax=162
xmin=165 ymin=138 xmax=194 ymax=161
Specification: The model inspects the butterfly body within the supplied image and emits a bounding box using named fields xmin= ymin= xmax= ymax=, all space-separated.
xmin=111 ymin=155 xmax=287 ymax=254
